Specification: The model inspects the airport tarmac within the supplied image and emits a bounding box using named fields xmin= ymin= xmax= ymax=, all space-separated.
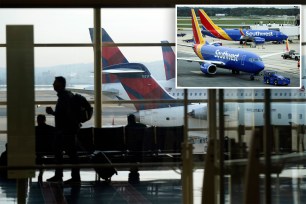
xmin=177 ymin=30 xmax=301 ymax=88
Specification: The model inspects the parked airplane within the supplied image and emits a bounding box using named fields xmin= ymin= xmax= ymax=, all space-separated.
xmin=239 ymin=28 xmax=265 ymax=45
xmin=199 ymin=9 xmax=288 ymax=44
xmin=102 ymin=62 xmax=205 ymax=126
xmin=177 ymin=9 xmax=265 ymax=80
xmin=177 ymin=33 xmax=186 ymax=37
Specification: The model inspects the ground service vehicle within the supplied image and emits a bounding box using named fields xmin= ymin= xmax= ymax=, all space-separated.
xmin=263 ymin=70 xmax=290 ymax=86
xmin=281 ymin=50 xmax=300 ymax=61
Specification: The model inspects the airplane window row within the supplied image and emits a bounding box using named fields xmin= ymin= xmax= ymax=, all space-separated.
xmin=171 ymin=91 xmax=306 ymax=98
xmin=277 ymin=113 xmax=302 ymax=120
xmin=248 ymin=58 xmax=263 ymax=62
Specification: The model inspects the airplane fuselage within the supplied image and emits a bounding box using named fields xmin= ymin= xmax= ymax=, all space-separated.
xmin=201 ymin=27 xmax=288 ymax=42
xmin=193 ymin=43 xmax=265 ymax=74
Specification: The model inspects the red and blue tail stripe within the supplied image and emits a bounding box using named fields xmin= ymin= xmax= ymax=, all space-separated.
xmin=161 ymin=41 xmax=175 ymax=80
xmin=89 ymin=28 xmax=129 ymax=83
xmin=103 ymin=63 xmax=178 ymax=111
xmin=89 ymin=28 xmax=129 ymax=67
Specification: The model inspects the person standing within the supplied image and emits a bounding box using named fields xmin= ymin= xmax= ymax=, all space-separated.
xmin=46 ymin=76 xmax=81 ymax=183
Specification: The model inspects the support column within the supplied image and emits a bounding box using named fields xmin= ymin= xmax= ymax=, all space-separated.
xmin=202 ymin=89 xmax=217 ymax=204
xmin=182 ymin=89 xmax=193 ymax=204
xmin=264 ymin=89 xmax=272 ymax=204
xmin=94 ymin=8 xmax=102 ymax=128
xmin=7 ymin=25 xmax=35 ymax=203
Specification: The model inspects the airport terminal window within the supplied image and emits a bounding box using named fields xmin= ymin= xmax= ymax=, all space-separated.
xmin=0 ymin=6 xmax=305 ymax=204
xmin=101 ymin=8 xmax=174 ymax=43
xmin=0 ymin=9 xmax=93 ymax=44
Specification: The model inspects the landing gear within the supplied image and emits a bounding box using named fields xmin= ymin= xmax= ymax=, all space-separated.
xmin=250 ymin=72 xmax=263 ymax=81
xmin=232 ymin=70 xmax=240 ymax=75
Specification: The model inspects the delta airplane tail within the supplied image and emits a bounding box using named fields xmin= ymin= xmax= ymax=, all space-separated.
xmin=161 ymin=41 xmax=175 ymax=80
xmin=89 ymin=28 xmax=129 ymax=67
xmin=198 ymin=9 xmax=232 ymax=41
xmin=103 ymin=63 xmax=178 ymax=110
xmin=89 ymin=28 xmax=129 ymax=84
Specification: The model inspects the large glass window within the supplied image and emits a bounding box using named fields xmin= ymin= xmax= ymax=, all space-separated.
xmin=0 ymin=6 xmax=305 ymax=204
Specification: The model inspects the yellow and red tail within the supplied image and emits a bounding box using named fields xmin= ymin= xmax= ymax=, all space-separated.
xmin=198 ymin=9 xmax=232 ymax=41
xmin=191 ymin=9 xmax=205 ymax=45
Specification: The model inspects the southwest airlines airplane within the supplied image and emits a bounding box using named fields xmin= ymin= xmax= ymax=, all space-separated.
xmin=178 ymin=9 xmax=265 ymax=80
xmin=199 ymin=9 xmax=288 ymax=44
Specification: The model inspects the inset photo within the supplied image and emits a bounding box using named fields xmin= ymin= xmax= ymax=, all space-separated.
xmin=176 ymin=5 xmax=301 ymax=88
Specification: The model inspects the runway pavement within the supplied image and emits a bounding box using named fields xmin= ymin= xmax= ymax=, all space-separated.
xmin=177 ymin=30 xmax=301 ymax=88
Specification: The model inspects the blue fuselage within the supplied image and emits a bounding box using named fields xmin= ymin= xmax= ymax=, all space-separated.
xmin=201 ymin=27 xmax=288 ymax=42
xmin=194 ymin=44 xmax=265 ymax=74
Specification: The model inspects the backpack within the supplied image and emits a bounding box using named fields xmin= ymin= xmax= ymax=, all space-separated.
xmin=73 ymin=93 xmax=93 ymax=123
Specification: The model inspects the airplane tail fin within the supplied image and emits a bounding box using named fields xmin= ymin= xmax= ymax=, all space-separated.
xmin=89 ymin=28 xmax=129 ymax=83
xmin=89 ymin=28 xmax=129 ymax=67
xmin=191 ymin=9 xmax=206 ymax=45
xmin=103 ymin=63 xmax=177 ymax=111
xmin=161 ymin=40 xmax=175 ymax=80
xmin=198 ymin=9 xmax=232 ymax=41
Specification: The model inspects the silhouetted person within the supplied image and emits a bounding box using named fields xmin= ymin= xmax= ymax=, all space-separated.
xmin=36 ymin=114 xmax=56 ymax=154
xmin=126 ymin=114 xmax=146 ymax=128
xmin=125 ymin=114 xmax=146 ymax=184
xmin=35 ymin=114 xmax=55 ymax=182
xmin=46 ymin=76 xmax=81 ymax=183
xmin=0 ymin=143 xmax=8 ymax=179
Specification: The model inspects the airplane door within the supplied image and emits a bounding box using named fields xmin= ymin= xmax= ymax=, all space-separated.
xmin=241 ymin=55 xmax=246 ymax=66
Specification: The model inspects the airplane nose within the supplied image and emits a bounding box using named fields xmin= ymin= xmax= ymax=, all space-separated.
xmin=260 ymin=63 xmax=265 ymax=71
xmin=256 ymin=61 xmax=265 ymax=72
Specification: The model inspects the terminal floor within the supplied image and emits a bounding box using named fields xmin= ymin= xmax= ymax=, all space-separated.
xmin=1 ymin=168 xmax=306 ymax=204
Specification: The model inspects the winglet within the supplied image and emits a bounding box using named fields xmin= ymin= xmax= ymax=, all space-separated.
xmin=191 ymin=9 xmax=205 ymax=45
xmin=198 ymin=9 xmax=232 ymax=41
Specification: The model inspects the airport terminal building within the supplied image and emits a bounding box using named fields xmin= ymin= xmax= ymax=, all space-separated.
xmin=0 ymin=2 xmax=306 ymax=204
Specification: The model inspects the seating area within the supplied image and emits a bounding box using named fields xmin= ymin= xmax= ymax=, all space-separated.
xmin=36 ymin=125 xmax=184 ymax=174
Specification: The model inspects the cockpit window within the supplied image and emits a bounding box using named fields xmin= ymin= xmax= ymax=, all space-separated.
xmin=249 ymin=58 xmax=262 ymax=62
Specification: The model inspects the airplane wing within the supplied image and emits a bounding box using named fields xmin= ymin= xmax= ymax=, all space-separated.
xmin=67 ymin=87 xmax=120 ymax=98
xmin=177 ymin=43 xmax=193 ymax=48
xmin=177 ymin=57 xmax=226 ymax=66
xmin=67 ymin=88 xmax=94 ymax=95
xmin=103 ymin=68 xmax=145 ymax=74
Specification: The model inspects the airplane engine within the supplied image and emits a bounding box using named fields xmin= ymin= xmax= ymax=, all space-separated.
xmin=200 ymin=63 xmax=217 ymax=75
xmin=254 ymin=37 xmax=265 ymax=44
xmin=189 ymin=106 xmax=207 ymax=120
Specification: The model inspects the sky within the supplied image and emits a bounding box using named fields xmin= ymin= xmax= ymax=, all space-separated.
xmin=0 ymin=8 xmax=175 ymax=67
